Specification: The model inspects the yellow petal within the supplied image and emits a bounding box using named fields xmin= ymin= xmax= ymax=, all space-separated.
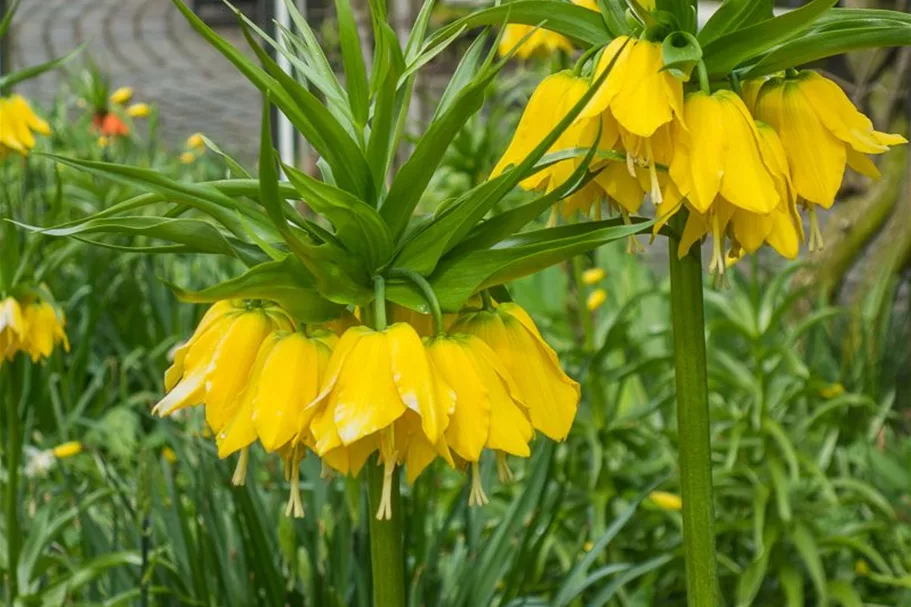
xmin=387 ymin=323 xmax=452 ymax=443
xmin=331 ymin=330 xmax=406 ymax=445
xmin=583 ymin=36 xmax=631 ymax=120
xmin=675 ymin=92 xmax=724 ymax=212
xmin=757 ymin=80 xmax=845 ymax=208
xmin=846 ymin=148 xmax=881 ymax=179
xmin=204 ymin=312 xmax=272 ymax=432
xmin=608 ymin=40 xmax=678 ymax=138
xmin=429 ymin=337 xmax=490 ymax=462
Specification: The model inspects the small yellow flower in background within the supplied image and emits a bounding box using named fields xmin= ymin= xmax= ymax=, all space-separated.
xmin=162 ymin=447 xmax=178 ymax=464
xmin=0 ymin=95 xmax=51 ymax=156
xmin=187 ymin=132 xmax=206 ymax=150
xmin=180 ymin=152 xmax=196 ymax=164
xmin=820 ymin=383 xmax=845 ymax=399
xmin=110 ymin=87 xmax=134 ymax=105
xmin=856 ymin=560 xmax=870 ymax=577
xmin=498 ymin=25 xmax=573 ymax=60
xmin=648 ymin=490 xmax=683 ymax=511
xmin=52 ymin=441 xmax=83 ymax=459
xmin=586 ymin=289 xmax=607 ymax=311
xmin=22 ymin=301 xmax=70 ymax=363
xmin=582 ymin=268 xmax=605 ymax=286
xmin=0 ymin=297 xmax=27 ymax=360
xmin=583 ymin=540 xmax=594 ymax=552
xmin=127 ymin=103 xmax=151 ymax=118
xmin=97 ymin=136 xmax=109 ymax=148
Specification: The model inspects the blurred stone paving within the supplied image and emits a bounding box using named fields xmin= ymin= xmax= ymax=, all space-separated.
xmin=11 ymin=0 xmax=262 ymax=156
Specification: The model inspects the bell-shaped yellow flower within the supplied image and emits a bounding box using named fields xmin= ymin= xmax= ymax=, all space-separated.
xmin=669 ymin=90 xmax=779 ymax=216
xmin=0 ymin=95 xmax=51 ymax=155
xmin=497 ymin=25 xmax=572 ymax=60
xmin=755 ymin=71 xmax=907 ymax=210
xmin=492 ymin=72 xmax=619 ymax=218
xmin=0 ymin=297 xmax=27 ymax=360
xmin=153 ymin=300 xmax=293 ymax=434
xmin=21 ymin=301 xmax=70 ymax=363
xmin=452 ymin=303 xmax=579 ymax=442
xmin=584 ymin=36 xmax=684 ymax=140
xmin=110 ymin=86 xmax=134 ymax=105
xmin=216 ymin=329 xmax=336 ymax=457
xmin=127 ymin=103 xmax=151 ymax=118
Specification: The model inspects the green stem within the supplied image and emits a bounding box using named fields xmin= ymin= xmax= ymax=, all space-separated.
xmin=388 ymin=268 xmax=443 ymax=335
xmin=668 ymin=212 xmax=718 ymax=607
xmin=4 ymin=361 xmax=21 ymax=607
xmin=367 ymin=461 xmax=406 ymax=607
xmin=571 ymin=256 xmax=595 ymax=353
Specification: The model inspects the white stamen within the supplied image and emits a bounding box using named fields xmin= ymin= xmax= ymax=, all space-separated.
xmin=468 ymin=462 xmax=489 ymax=507
xmin=284 ymin=471 xmax=305 ymax=519
xmin=496 ymin=452 xmax=514 ymax=483
xmin=375 ymin=458 xmax=396 ymax=521
xmin=231 ymin=448 xmax=249 ymax=486
xmin=646 ymin=139 xmax=662 ymax=204
xmin=625 ymin=150 xmax=636 ymax=177
xmin=809 ymin=205 xmax=825 ymax=252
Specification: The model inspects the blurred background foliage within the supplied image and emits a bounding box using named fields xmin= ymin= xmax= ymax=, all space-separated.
xmin=1 ymin=0 xmax=911 ymax=605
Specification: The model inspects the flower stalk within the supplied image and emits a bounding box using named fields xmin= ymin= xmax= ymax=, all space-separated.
xmin=668 ymin=212 xmax=718 ymax=606
xmin=4 ymin=361 xmax=21 ymax=607
xmin=367 ymin=458 xmax=406 ymax=607
xmin=365 ymin=275 xmax=406 ymax=607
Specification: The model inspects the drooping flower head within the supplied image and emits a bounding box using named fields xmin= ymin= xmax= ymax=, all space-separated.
xmin=755 ymin=71 xmax=907 ymax=211
xmin=109 ymin=86 xmax=134 ymax=105
xmin=0 ymin=95 xmax=51 ymax=157
xmin=127 ymin=103 xmax=151 ymax=118
xmin=0 ymin=297 xmax=27 ymax=360
xmin=452 ymin=302 xmax=580 ymax=442
xmin=21 ymin=301 xmax=70 ymax=363
xmin=492 ymin=71 xmax=618 ymax=219
xmin=304 ymin=323 xmax=454 ymax=518
xmin=498 ymin=24 xmax=573 ymax=60
xmin=153 ymin=300 xmax=294 ymax=435
xmin=425 ymin=332 xmax=533 ymax=505
xmin=92 ymin=112 xmax=130 ymax=137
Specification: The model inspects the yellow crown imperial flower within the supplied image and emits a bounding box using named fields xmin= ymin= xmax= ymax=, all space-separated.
xmin=425 ymin=333 xmax=534 ymax=505
xmin=452 ymin=303 xmax=580 ymax=442
xmin=217 ymin=329 xmax=336 ymax=458
xmin=22 ymin=301 xmax=70 ymax=363
xmin=659 ymin=90 xmax=781 ymax=273
xmin=581 ymin=267 xmax=605 ymax=285
xmin=109 ymin=86 xmax=134 ymax=105
xmin=51 ymin=441 xmax=83 ymax=459
xmin=755 ymin=71 xmax=907 ymax=211
xmin=492 ymin=72 xmax=618 ymax=219
xmin=186 ymin=132 xmax=206 ymax=150
xmin=126 ymin=103 xmax=151 ymax=118
xmin=0 ymin=95 xmax=51 ymax=156
xmin=648 ymin=490 xmax=683 ymax=512
xmin=0 ymin=297 xmax=27 ymax=360
xmin=497 ymin=25 xmax=573 ymax=60
xmin=586 ymin=289 xmax=607 ymax=311
xmin=306 ymin=323 xmax=455 ymax=518
xmin=153 ymin=300 xmax=293 ymax=436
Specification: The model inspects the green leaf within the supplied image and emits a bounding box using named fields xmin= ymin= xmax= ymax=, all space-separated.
xmin=282 ymin=161 xmax=393 ymax=271
xmin=236 ymin=17 xmax=374 ymax=201
xmin=171 ymin=0 xmax=370 ymax=199
xmin=434 ymin=30 xmax=490 ymax=120
xmin=791 ymin=524 xmax=828 ymax=605
xmin=335 ymin=0 xmax=370 ymax=127
xmin=366 ymin=18 xmax=405 ymax=193
xmin=167 ymin=256 xmax=344 ymax=323
xmin=380 ymin=39 xmax=507 ymax=239
xmin=778 ymin=565 xmax=805 ymax=607
xmin=768 ymin=455 xmax=791 ymax=523
xmin=0 ymin=0 xmax=20 ymax=40
xmin=698 ymin=0 xmax=773 ymax=46
xmin=390 ymin=218 xmax=652 ymax=312
xmin=588 ymin=554 xmax=675 ymax=606
xmin=702 ymin=0 xmax=838 ymax=77
xmin=598 ymin=0 xmax=630 ymax=37
xmin=662 ymin=31 xmax=702 ymax=80
xmin=743 ymin=23 xmax=911 ymax=79
xmin=424 ymin=2 xmax=612 ymax=51
xmin=0 ymin=44 xmax=84 ymax=91
xmin=19 ymin=216 xmax=239 ymax=257
xmin=828 ymin=581 xmax=864 ymax=607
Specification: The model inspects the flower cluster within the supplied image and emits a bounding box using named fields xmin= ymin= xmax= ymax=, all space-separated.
xmin=154 ymin=298 xmax=579 ymax=518
xmin=0 ymin=95 xmax=50 ymax=158
xmin=495 ymin=37 xmax=906 ymax=273
xmin=0 ymin=297 xmax=70 ymax=363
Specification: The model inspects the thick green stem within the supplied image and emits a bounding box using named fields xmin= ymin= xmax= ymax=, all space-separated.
xmin=668 ymin=214 xmax=718 ymax=606
xmin=367 ymin=461 xmax=405 ymax=607
xmin=4 ymin=363 xmax=21 ymax=607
